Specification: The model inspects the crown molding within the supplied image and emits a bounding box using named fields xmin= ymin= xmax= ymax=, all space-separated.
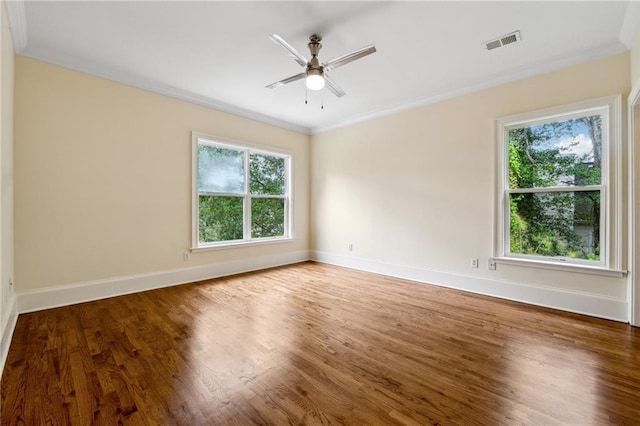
xmin=19 ymin=37 xmax=627 ymax=139
xmin=19 ymin=49 xmax=311 ymax=136
xmin=11 ymin=3 xmax=629 ymax=138
xmin=5 ymin=0 xmax=27 ymax=53
xmin=310 ymin=40 xmax=627 ymax=135
xmin=619 ymin=0 xmax=640 ymax=49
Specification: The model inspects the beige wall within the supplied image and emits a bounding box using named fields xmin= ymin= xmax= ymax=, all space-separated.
xmin=631 ymin=33 xmax=640 ymax=91
xmin=0 ymin=2 xmax=15 ymax=359
xmin=311 ymin=52 xmax=630 ymax=300
xmin=11 ymin=48 xmax=633 ymax=316
xmin=14 ymin=57 xmax=310 ymax=292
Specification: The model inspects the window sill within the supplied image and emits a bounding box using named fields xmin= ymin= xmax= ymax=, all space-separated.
xmin=492 ymin=256 xmax=626 ymax=277
xmin=191 ymin=237 xmax=294 ymax=253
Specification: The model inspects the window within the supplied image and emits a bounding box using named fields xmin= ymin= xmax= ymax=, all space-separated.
xmin=495 ymin=96 xmax=622 ymax=273
xmin=192 ymin=133 xmax=291 ymax=249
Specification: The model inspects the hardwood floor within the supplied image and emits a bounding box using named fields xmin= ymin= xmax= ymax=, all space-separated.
xmin=2 ymin=262 xmax=639 ymax=425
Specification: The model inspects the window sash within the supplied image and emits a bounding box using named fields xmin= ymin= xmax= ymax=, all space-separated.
xmin=504 ymin=189 xmax=604 ymax=264
xmin=505 ymin=111 xmax=606 ymax=191
xmin=495 ymin=95 xmax=621 ymax=272
xmin=193 ymin=133 xmax=291 ymax=248
xmin=198 ymin=195 xmax=245 ymax=244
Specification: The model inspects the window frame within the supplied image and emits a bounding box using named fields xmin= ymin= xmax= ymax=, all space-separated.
xmin=191 ymin=132 xmax=293 ymax=251
xmin=494 ymin=95 xmax=624 ymax=276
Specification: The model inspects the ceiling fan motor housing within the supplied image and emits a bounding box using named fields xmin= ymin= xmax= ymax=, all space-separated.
xmin=307 ymin=34 xmax=323 ymax=75
xmin=308 ymin=34 xmax=322 ymax=53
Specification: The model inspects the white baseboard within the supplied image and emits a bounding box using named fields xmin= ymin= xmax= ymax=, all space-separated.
xmin=311 ymin=250 xmax=629 ymax=323
xmin=1 ymin=292 xmax=18 ymax=373
xmin=11 ymin=247 xmax=629 ymax=325
xmin=18 ymin=250 xmax=310 ymax=314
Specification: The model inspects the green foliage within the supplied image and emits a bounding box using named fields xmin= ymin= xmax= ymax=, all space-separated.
xmin=252 ymin=198 xmax=285 ymax=238
xmin=199 ymin=196 xmax=243 ymax=242
xmin=249 ymin=154 xmax=285 ymax=238
xmin=250 ymin=154 xmax=285 ymax=195
xmin=198 ymin=147 xmax=286 ymax=243
xmin=508 ymin=116 xmax=601 ymax=260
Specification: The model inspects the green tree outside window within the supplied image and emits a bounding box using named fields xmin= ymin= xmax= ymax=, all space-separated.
xmin=507 ymin=115 xmax=602 ymax=260
xmin=197 ymin=142 xmax=289 ymax=245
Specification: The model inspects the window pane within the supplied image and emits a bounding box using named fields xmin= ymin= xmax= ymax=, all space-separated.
xmin=251 ymin=198 xmax=285 ymax=238
xmin=509 ymin=191 xmax=600 ymax=260
xmin=508 ymin=115 xmax=602 ymax=189
xmin=198 ymin=145 xmax=245 ymax=194
xmin=199 ymin=196 xmax=243 ymax=243
xmin=249 ymin=154 xmax=285 ymax=195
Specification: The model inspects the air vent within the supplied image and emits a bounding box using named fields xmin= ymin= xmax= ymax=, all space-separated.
xmin=483 ymin=30 xmax=521 ymax=51
xmin=485 ymin=40 xmax=502 ymax=51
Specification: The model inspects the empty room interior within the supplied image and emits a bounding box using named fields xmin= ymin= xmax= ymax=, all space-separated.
xmin=1 ymin=1 xmax=640 ymax=424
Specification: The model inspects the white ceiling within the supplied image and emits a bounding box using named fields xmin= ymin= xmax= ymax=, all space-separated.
xmin=7 ymin=1 xmax=639 ymax=134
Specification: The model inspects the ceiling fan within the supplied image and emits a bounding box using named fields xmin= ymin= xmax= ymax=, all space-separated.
xmin=266 ymin=34 xmax=376 ymax=98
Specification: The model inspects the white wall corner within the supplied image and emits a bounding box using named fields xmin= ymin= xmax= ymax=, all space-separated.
xmin=310 ymin=250 xmax=629 ymax=323
xmin=0 ymin=291 xmax=18 ymax=374
xmin=628 ymin=88 xmax=640 ymax=327
xmin=17 ymin=250 xmax=310 ymax=314
xmin=4 ymin=0 xmax=27 ymax=53
xmin=619 ymin=0 xmax=640 ymax=49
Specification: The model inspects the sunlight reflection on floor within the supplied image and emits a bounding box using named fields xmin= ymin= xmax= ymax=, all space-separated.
xmin=503 ymin=336 xmax=598 ymax=424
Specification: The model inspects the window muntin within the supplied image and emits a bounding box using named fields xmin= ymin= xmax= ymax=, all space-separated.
xmin=193 ymin=135 xmax=291 ymax=248
xmin=496 ymin=96 xmax=621 ymax=271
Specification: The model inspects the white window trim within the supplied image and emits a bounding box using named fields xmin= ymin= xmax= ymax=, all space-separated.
xmin=494 ymin=95 xmax=625 ymax=276
xmin=191 ymin=132 xmax=294 ymax=250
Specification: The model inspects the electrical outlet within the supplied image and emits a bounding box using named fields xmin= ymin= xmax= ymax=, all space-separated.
xmin=348 ymin=243 xmax=353 ymax=252
xmin=488 ymin=258 xmax=496 ymax=270
xmin=470 ymin=258 xmax=479 ymax=268
xmin=183 ymin=251 xmax=191 ymax=261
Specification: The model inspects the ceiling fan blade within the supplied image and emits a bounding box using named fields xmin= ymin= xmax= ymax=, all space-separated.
xmin=324 ymin=75 xmax=346 ymax=98
xmin=269 ymin=34 xmax=308 ymax=68
xmin=265 ymin=72 xmax=306 ymax=89
xmin=323 ymin=44 xmax=376 ymax=72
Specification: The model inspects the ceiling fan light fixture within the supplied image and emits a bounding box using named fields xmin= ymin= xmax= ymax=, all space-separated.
xmin=267 ymin=33 xmax=376 ymax=98
xmin=305 ymin=70 xmax=325 ymax=91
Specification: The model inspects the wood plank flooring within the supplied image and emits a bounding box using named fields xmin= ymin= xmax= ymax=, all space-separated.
xmin=2 ymin=261 xmax=639 ymax=425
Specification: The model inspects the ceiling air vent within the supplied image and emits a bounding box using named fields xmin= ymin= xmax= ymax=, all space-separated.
xmin=483 ymin=30 xmax=521 ymax=51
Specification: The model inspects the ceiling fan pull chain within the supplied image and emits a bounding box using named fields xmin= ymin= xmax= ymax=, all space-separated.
xmin=305 ymin=86 xmax=308 ymax=105
xmin=321 ymin=91 xmax=324 ymax=110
